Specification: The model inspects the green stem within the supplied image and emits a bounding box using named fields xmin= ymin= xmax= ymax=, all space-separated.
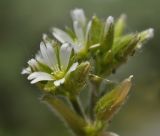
xmin=88 ymin=74 xmax=104 ymax=120
xmin=42 ymin=94 xmax=87 ymax=136
xmin=89 ymin=84 xmax=99 ymax=120
xmin=69 ymin=96 xmax=88 ymax=121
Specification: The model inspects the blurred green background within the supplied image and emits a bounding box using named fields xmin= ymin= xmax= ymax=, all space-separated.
xmin=0 ymin=0 xmax=159 ymax=136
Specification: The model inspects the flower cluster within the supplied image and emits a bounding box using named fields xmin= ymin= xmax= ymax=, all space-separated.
xmin=22 ymin=8 xmax=154 ymax=136
xmin=22 ymin=34 xmax=90 ymax=94
xmin=52 ymin=9 xmax=154 ymax=75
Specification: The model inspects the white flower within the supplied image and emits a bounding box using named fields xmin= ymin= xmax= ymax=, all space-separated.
xmin=52 ymin=9 xmax=91 ymax=52
xmin=22 ymin=40 xmax=78 ymax=87
xmin=71 ymin=9 xmax=86 ymax=27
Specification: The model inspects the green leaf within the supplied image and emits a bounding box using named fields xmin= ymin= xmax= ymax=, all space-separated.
xmin=94 ymin=76 xmax=133 ymax=121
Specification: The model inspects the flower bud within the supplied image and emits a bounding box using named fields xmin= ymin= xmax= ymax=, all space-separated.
xmin=114 ymin=14 xmax=127 ymax=37
xmin=94 ymin=75 xmax=133 ymax=121
xmin=64 ymin=62 xmax=91 ymax=95
xmin=86 ymin=16 xmax=104 ymax=48
xmin=139 ymin=28 xmax=154 ymax=42
xmin=101 ymin=16 xmax=114 ymax=52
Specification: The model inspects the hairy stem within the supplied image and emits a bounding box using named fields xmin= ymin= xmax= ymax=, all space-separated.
xmin=88 ymin=82 xmax=100 ymax=121
xmin=69 ymin=96 xmax=88 ymax=121
xmin=42 ymin=94 xmax=87 ymax=136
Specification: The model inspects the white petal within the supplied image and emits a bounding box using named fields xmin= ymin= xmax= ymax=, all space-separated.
xmin=104 ymin=16 xmax=114 ymax=35
xmin=28 ymin=72 xmax=53 ymax=84
xmin=35 ymin=51 xmax=45 ymax=64
xmin=67 ymin=62 xmax=78 ymax=74
xmin=85 ymin=21 xmax=92 ymax=41
xmin=21 ymin=67 xmax=31 ymax=74
xmin=27 ymin=59 xmax=38 ymax=70
xmin=40 ymin=42 xmax=57 ymax=68
xmin=28 ymin=59 xmax=36 ymax=66
xmin=71 ymin=9 xmax=86 ymax=27
xmin=73 ymin=21 xmax=84 ymax=43
xmin=52 ymin=28 xmax=73 ymax=44
xmin=43 ymin=33 xmax=55 ymax=47
xmin=40 ymin=42 xmax=51 ymax=66
xmin=46 ymin=43 xmax=57 ymax=67
xmin=60 ymin=43 xmax=72 ymax=69
xmin=73 ymin=44 xmax=83 ymax=53
xmin=54 ymin=78 xmax=65 ymax=86
xmin=106 ymin=16 xmax=114 ymax=25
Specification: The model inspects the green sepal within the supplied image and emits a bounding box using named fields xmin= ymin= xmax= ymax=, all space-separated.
xmin=103 ymin=50 xmax=114 ymax=66
xmin=94 ymin=76 xmax=133 ymax=121
xmin=112 ymin=34 xmax=137 ymax=55
xmin=41 ymin=81 xmax=56 ymax=92
xmin=98 ymin=34 xmax=139 ymax=76
xmin=114 ymin=14 xmax=126 ymax=37
xmin=64 ymin=62 xmax=91 ymax=95
xmin=89 ymin=74 xmax=104 ymax=88
xmin=138 ymin=28 xmax=154 ymax=44
xmin=86 ymin=16 xmax=104 ymax=48
xmin=101 ymin=17 xmax=114 ymax=52
xmin=84 ymin=120 xmax=105 ymax=136
xmin=114 ymin=34 xmax=140 ymax=61
xmin=97 ymin=50 xmax=114 ymax=75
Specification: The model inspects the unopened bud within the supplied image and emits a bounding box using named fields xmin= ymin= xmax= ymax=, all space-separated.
xmin=139 ymin=28 xmax=154 ymax=43
xmin=64 ymin=62 xmax=91 ymax=95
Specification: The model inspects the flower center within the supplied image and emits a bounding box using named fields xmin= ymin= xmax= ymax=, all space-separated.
xmin=52 ymin=70 xmax=65 ymax=80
